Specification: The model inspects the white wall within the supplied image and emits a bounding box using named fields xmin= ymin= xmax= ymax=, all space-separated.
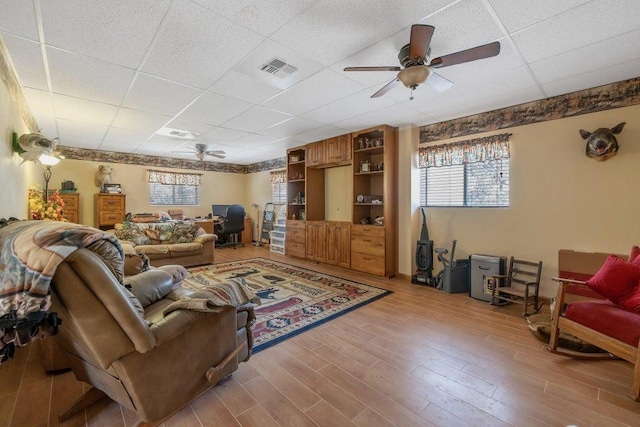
xmin=400 ymin=104 xmax=640 ymax=297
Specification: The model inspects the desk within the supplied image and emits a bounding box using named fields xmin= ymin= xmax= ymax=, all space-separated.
xmin=242 ymin=218 xmax=252 ymax=244
xmin=194 ymin=219 xmax=214 ymax=234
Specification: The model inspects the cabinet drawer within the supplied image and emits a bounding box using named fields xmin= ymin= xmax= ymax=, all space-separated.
xmin=99 ymin=195 xmax=125 ymax=211
xmin=351 ymin=235 xmax=384 ymax=257
xmin=351 ymin=252 xmax=385 ymax=276
xmin=286 ymin=227 xmax=306 ymax=243
xmin=351 ymin=224 xmax=385 ymax=237
xmin=64 ymin=210 xmax=78 ymax=224
xmin=286 ymin=242 xmax=306 ymax=258
xmin=99 ymin=211 xmax=124 ymax=226
xmin=60 ymin=195 xmax=78 ymax=209
xmin=287 ymin=220 xmax=306 ymax=230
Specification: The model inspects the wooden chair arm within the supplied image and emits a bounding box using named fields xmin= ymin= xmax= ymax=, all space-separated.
xmin=492 ymin=274 xmax=508 ymax=279
xmin=551 ymin=277 xmax=588 ymax=286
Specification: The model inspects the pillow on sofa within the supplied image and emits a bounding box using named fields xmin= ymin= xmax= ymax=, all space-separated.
xmin=170 ymin=223 xmax=200 ymax=243
xmin=630 ymin=246 xmax=640 ymax=265
xmin=114 ymin=222 xmax=151 ymax=246
xmin=586 ymin=255 xmax=640 ymax=313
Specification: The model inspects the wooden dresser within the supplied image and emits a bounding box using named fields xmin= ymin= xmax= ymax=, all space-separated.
xmin=94 ymin=194 xmax=126 ymax=230
xmin=49 ymin=191 xmax=79 ymax=223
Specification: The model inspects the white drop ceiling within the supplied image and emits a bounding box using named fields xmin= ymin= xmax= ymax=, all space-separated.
xmin=1 ymin=0 xmax=639 ymax=165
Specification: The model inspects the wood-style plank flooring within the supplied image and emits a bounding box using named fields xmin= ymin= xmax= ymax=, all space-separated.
xmin=2 ymin=245 xmax=640 ymax=426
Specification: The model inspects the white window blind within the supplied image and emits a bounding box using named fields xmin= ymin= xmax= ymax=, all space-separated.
xmin=150 ymin=183 xmax=200 ymax=206
xmin=272 ymin=182 xmax=287 ymax=204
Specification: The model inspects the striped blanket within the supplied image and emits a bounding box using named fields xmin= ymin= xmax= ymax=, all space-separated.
xmin=0 ymin=220 xmax=122 ymax=364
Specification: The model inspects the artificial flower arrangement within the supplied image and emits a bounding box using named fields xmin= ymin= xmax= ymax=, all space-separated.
xmin=28 ymin=185 xmax=66 ymax=221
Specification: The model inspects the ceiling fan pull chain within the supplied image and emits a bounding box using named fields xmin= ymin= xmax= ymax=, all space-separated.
xmin=409 ymin=88 xmax=414 ymax=101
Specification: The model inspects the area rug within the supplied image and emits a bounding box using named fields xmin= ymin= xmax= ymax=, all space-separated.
xmin=183 ymin=258 xmax=392 ymax=353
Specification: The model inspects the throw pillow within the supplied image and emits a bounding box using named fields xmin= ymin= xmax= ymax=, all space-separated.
xmin=631 ymin=246 xmax=640 ymax=264
xmin=586 ymin=255 xmax=640 ymax=313
xmin=114 ymin=222 xmax=151 ymax=246
xmin=170 ymin=223 xmax=199 ymax=243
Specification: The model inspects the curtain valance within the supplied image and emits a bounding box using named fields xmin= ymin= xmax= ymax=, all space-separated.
xmin=270 ymin=170 xmax=287 ymax=184
xmin=418 ymin=133 xmax=511 ymax=168
xmin=148 ymin=169 xmax=202 ymax=186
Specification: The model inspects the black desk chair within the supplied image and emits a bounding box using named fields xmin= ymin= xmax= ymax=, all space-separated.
xmin=215 ymin=205 xmax=245 ymax=249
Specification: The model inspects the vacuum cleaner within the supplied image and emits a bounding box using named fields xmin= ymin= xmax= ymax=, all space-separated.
xmin=411 ymin=208 xmax=435 ymax=286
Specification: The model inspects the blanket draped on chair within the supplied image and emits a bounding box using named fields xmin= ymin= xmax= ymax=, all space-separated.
xmin=0 ymin=220 xmax=123 ymax=364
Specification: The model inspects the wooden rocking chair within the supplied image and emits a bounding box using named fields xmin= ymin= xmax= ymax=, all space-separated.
xmin=490 ymin=257 xmax=543 ymax=316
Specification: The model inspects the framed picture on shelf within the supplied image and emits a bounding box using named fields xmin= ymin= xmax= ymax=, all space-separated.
xmin=102 ymin=183 xmax=122 ymax=193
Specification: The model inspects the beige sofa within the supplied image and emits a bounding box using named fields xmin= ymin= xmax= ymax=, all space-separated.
xmin=113 ymin=221 xmax=216 ymax=268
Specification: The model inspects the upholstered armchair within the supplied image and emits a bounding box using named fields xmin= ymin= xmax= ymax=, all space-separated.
xmin=49 ymin=245 xmax=254 ymax=424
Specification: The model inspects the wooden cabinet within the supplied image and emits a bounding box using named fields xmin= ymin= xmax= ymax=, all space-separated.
xmin=305 ymin=221 xmax=326 ymax=263
xmin=49 ymin=192 xmax=79 ymax=223
xmin=351 ymin=125 xmax=397 ymax=277
xmin=287 ymin=147 xmax=306 ymax=221
xmin=242 ymin=218 xmax=252 ymax=244
xmin=326 ymin=134 xmax=352 ymax=164
xmin=94 ymin=194 xmax=126 ymax=230
xmin=306 ymin=140 xmax=326 ymax=167
xmin=326 ymin=221 xmax=350 ymax=268
xmin=285 ymin=220 xmax=306 ymax=258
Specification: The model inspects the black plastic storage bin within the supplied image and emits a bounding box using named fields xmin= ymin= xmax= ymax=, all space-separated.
xmin=442 ymin=259 xmax=470 ymax=293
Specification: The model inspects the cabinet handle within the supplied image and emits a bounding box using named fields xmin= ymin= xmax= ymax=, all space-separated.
xmin=363 ymin=257 xmax=372 ymax=261
xmin=362 ymin=239 xmax=371 ymax=242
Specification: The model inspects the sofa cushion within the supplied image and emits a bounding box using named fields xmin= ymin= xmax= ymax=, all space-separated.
xmin=565 ymin=300 xmax=640 ymax=347
xmin=168 ymin=242 xmax=202 ymax=253
xmin=124 ymin=270 xmax=173 ymax=308
xmin=170 ymin=223 xmax=200 ymax=243
xmin=586 ymin=255 xmax=640 ymax=312
xmin=114 ymin=222 xmax=151 ymax=246
xmin=135 ymin=245 xmax=170 ymax=255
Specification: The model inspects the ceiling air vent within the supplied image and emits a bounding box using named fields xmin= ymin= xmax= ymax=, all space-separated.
xmin=261 ymin=58 xmax=298 ymax=79
xmin=156 ymin=127 xmax=200 ymax=140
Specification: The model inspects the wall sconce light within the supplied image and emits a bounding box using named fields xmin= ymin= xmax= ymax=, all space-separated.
xmin=12 ymin=131 xmax=64 ymax=165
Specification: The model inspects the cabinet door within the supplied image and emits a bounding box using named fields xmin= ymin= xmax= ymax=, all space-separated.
xmin=315 ymin=222 xmax=326 ymax=263
xmin=326 ymin=135 xmax=351 ymax=163
xmin=306 ymin=141 xmax=326 ymax=166
xmin=326 ymin=223 xmax=338 ymax=265
xmin=306 ymin=223 xmax=316 ymax=260
xmin=337 ymin=223 xmax=351 ymax=268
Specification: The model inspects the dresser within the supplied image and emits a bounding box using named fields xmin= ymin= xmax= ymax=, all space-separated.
xmin=49 ymin=191 xmax=79 ymax=224
xmin=94 ymin=193 xmax=126 ymax=230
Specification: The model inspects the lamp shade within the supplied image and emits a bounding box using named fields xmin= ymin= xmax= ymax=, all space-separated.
xmin=397 ymin=65 xmax=432 ymax=89
xmin=39 ymin=154 xmax=61 ymax=166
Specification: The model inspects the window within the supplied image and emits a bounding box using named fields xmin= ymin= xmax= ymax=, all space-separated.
xmin=420 ymin=159 xmax=509 ymax=207
xmin=148 ymin=169 xmax=202 ymax=206
xmin=270 ymin=169 xmax=287 ymax=204
xmin=419 ymin=133 xmax=510 ymax=207
xmin=150 ymin=182 xmax=200 ymax=205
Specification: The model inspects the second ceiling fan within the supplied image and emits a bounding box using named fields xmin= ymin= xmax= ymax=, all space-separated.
xmin=344 ymin=24 xmax=501 ymax=99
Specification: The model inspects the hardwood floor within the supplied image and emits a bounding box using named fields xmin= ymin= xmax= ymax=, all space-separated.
xmin=2 ymin=245 xmax=640 ymax=426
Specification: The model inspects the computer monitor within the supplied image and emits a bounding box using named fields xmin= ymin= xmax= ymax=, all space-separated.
xmin=212 ymin=204 xmax=231 ymax=217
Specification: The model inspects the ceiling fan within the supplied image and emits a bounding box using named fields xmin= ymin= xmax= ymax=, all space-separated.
xmin=172 ymin=143 xmax=226 ymax=160
xmin=344 ymin=24 xmax=500 ymax=100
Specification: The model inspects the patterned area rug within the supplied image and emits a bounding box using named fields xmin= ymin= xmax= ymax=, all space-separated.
xmin=183 ymin=258 xmax=392 ymax=353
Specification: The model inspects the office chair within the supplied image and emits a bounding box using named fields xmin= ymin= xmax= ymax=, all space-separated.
xmin=215 ymin=205 xmax=245 ymax=248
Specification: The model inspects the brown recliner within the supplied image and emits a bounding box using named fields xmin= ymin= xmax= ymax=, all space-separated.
xmin=48 ymin=245 xmax=254 ymax=425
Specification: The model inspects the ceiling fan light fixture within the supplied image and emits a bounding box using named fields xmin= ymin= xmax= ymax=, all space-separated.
xmin=397 ymin=65 xmax=431 ymax=89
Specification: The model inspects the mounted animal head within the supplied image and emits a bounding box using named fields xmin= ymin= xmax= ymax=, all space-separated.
xmin=94 ymin=165 xmax=113 ymax=187
xmin=579 ymin=122 xmax=625 ymax=162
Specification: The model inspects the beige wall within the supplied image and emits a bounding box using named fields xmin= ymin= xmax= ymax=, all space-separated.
xmin=245 ymin=169 xmax=286 ymax=242
xmin=400 ymin=104 xmax=640 ymax=297
xmin=55 ymin=159 xmax=249 ymax=226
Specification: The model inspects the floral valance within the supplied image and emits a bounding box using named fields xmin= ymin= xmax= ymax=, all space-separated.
xmin=418 ymin=133 xmax=511 ymax=168
xmin=148 ymin=169 xmax=202 ymax=186
xmin=270 ymin=169 xmax=286 ymax=184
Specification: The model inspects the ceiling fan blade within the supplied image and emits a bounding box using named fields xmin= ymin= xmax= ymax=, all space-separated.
xmin=426 ymin=71 xmax=454 ymax=93
xmin=210 ymin=153 xmax=226 ymax=159
xmin=371 ymin=78 xmax=399 ymax=98
xmin=205 ymin=150 xmax=226 ymax=155
xmin=344 ymin=66 xmax=401 ymax=72
xmin=409 ymin=24 xmax=435 ymax=62
xmin=429 ymin=41 xmax=500 ymax=69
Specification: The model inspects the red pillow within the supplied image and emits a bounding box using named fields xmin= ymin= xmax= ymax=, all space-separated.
xmin=586 ymin=255 xmax=640 ymax=313
xmin=630 ymin=246 xmax=640 ymax=263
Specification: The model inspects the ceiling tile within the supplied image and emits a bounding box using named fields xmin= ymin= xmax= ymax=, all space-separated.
xmin=0 ymin=1 xmax=38 ymax=40
xmin=47 ymin=47 xmax=135 ymax=105
xmin=102 ymin=127 xmax=153 ymax=147
xmin=53 ymin=94 xmax=119 ymax=126
xmin=134 ymin=134 xmax=188 ymax=155
xmin=262 ymin=116 xmax=323 ymax=139
xmin=124 ymin=74 xmax=202 ymax=117
xmin=2 ymin=34 xmax=47 ymax=90
xmin=293 ymin=126 xmax=351 ymax=143
xmin=487 ymin=0 xmax=592 ymax=33
xmin=40 ymin=0 xmax=172 ymax=68
xmin=542 ymin=58 xmax=640 ymax=98
xmin=192 ymin=0 xmax=316 ymax=37
xmin=270 ymin=0 xmax=456 ymax=65
xmin=231 ymin=133 xmax=281 ymax=149
xmin=221 ymin=106 xmax=291 ymax=133
xmin=208 ymin=71 xmax=282 ymax=104
xmin=530 ymin=28 xmax=640 ymax=84
xmin=111 ymin=108 xmax=171 ymax=133
xmin=21 ymin=88 xmax=55 ymax=127
xmin=98 ymin=141 xmax=142 ymax=153
xmin=57 ymin=135 xmax=104 ymax=150
xmin=165 ymin=119 xmax=214 ymax=135
xmin=201 ymin=127 xmax=249 ymax=144
xmin=178 ymin=92 xmax=252 ymax=126
xmin=263 ymin=68 xmax=364 ymax=115
xmin=57 ymin=119 xmax=108 ymax=144
xmin=141 ymin=0 xmax=264 ymax=89
xmin=302 ymin=89 xmax=396 ymax=124
xmin=335 ymin=103 xmax=425 ymax=131
xmin=512 ymin=0 xmax=640 ymax=63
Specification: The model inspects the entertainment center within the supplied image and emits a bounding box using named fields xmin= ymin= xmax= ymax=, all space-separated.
xmin=284 ymin=125 xmax=398 ymax=277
